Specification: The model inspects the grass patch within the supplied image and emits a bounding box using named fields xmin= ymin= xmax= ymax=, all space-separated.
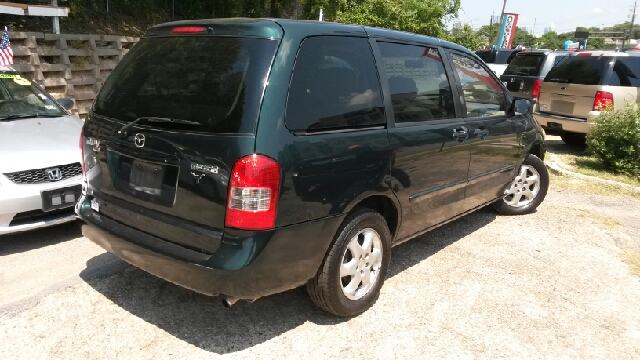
xmin=576 ymin=209 xmax=620 ymax=230
xmin=550 ymin=153 xmax=640 ymax=188
xmin=622 ymin=250 xmax=640 ymax=276
xmin=550 ymin=173 xmax=640 ymax=199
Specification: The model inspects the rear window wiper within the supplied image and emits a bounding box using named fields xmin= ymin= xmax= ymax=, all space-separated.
xmin=118 ymin=117 xmax=201 ymax=135
xmin=0 ymin=113 xmax=63 ymax=121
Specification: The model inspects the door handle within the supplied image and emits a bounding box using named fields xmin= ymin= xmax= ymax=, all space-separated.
xmin=452 ymin=127 xmax=468 ymax=143
xmin=474 ymin=127 xmax=490 ymax=139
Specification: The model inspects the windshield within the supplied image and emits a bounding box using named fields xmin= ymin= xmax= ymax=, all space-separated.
xmin=0 ymin=74 xmax=65 ymax=118
xmin=544 ymin=56 xmax=612 ymax=85
xmin=93 ymin=36 xmax=278 ymax=134
xmin=503 ymin=54 xmax=545 ymax=76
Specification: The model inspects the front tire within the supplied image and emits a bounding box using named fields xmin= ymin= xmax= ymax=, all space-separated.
xmin=493 ymin=154 xmax=549 ymax=215
xmin=306 ymin=209 xmax=391 ymax=317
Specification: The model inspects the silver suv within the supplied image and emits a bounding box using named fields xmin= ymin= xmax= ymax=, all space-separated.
xmin=535 ymin=51 xmax=640 ymax=146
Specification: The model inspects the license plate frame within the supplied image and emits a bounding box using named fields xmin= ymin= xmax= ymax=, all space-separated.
xmin=129 ymin=160 xmax=165 ymax=196
xmin=507 ymin=80 xmax=523 ymax=92
xmin=41 ymin=185 xmax=82 ymax=212
xmin=547 ymin=122 xmax=563 ymax=130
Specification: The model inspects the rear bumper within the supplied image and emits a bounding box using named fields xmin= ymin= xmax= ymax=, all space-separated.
xmin=534 ymin=111 xmax=596 ymax=134
xmin=79 ymin=198 xmax=344 ymax=299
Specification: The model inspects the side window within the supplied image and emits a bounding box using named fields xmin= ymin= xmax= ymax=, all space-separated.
xmin=285 ymin=36 xmax=385 ymax=133
xmin=377 ymin=42 xmax=456 ymax=123
xmin=608 ymin=57 xmax=640 ymax=87
xmin=450 ymin=53 xmax=506 ymax=118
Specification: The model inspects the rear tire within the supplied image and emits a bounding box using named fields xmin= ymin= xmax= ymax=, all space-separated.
xmin=306 ymin=209 xmax=391 ymax=317
xmin=560 ymin=132 xmax=586 ymax=147
xmin=493 ymin=154 xmax=549 ymax=215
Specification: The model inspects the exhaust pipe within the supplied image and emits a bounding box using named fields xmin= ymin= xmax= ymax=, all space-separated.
xmin=221 ymin=295 xmax=239 ymax=307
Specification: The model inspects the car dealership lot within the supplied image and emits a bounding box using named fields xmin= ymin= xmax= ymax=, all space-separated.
xmin=1 ymin=185 xmax=639 ymax=359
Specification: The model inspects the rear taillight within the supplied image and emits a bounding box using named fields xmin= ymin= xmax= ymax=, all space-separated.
xmin=225 ymin=154 xmax=281 ymax=231
xmin=79 ymin=128 xmax=86 ymax=177
xmin=593 ymin=91 xmax=614 ymax=111
xmin=532 ymin=79 xmax=542 ymax=101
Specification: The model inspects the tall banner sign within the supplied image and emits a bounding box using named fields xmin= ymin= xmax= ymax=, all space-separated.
xmin=496 ymin=13 xmax=519 ymax=49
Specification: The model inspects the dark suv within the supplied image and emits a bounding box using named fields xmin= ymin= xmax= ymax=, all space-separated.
xmin=500 ymin=50 xmax=570 ymax=103
xmin=78 ymin=18 xmax=548 ymax=317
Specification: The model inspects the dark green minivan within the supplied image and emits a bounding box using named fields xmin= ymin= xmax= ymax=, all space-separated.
xmin=78 ymin=18 xmax=548 ymax=317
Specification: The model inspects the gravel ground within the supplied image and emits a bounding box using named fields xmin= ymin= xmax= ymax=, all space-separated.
xmin=0 ymin=222 xmax=124 ymax=313
xmin=1 ymin=183 xmax=639 ymax=359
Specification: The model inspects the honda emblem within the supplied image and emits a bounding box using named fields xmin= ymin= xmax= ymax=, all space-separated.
xmin=46 ymin=168 xmax=62 ymax=181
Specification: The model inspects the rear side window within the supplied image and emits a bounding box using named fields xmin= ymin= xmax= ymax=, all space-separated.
xmin=377 ymin=42 xmax=456 ymax=123
xmin=285 ymin=36 xmax=385 ymax=133
xmin=544 ymin=56 xmax=612 ymax=85
xmin=503 ymin=54 xmax=545 ymax=76
xmin=94 ymin=36 xmax=278 ymax=134
xmin=608 ymin=57 xmax=640 ymax=87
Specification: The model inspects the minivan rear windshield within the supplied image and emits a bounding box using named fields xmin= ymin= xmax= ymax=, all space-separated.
xmin=544 ymin=56 xmax=611 ymax=85
xmin=503 ymin=54 xmax=545 ymax=76
xmin=93 ymin=36 xmax=278 ymax=134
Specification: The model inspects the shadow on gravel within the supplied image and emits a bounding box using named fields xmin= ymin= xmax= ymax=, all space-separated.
xmin=0 ymin=220 xmax=83 ymax=256
xmin=80 ymin=207 xmax=497 ymax=354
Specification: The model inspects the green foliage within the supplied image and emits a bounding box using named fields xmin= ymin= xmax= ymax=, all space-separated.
xmin=449 ymin=24 xmax=479 ymax=50
xmin=587 ymin=106 xmax=640 ymax=179
xmin=336 ymin=0 xmax=460 ymax=37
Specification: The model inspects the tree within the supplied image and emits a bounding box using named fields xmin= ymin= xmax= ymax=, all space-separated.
xmin=449 ymin=24 xmax=480 ymax=50
xmin=512 ymin=27 xmax=536 ymax=48
xmin=336 ymin=0 xmax=460 ymax=38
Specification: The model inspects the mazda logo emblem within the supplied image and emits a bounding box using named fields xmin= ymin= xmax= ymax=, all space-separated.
xmin=134 ymin=133 xmax=145 ymax=148
xmin=46 ymin=168 xmax=62 ymax=181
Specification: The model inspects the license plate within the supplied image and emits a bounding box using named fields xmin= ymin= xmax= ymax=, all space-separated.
xmin=129 ymin=160 xmax=164 ymax=196
xmin=41 ymin=185 xmax=82 ymax=212
xmin=91 ymin=198 xmax=100 ymax=213
xmin=507 ymin=80 xmax=522 ymax=92
xmin=547 ymin=122 xmax=563 ymax=130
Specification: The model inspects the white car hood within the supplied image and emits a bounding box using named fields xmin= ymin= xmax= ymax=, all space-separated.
xmin=0 ymin=115 xmax=83 ymax=173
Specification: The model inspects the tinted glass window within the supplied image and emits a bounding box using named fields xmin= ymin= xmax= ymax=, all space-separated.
xmin=608 ymin=57 xmax=640 ymax=87
xmin=504 ymin=50 xmax=521 ymax=64
xmin=544 ymin=56 xmax=612 ymax=85
xmin=378 ymin=42 xmax=456 ymax=123
xmin=285 ymin=36 xmax=385 ymax=133
xmin=476 ymin=50 xmax=496 ymax=63
xmin=0 ymin=74 xmax=65 ymax=117
xmin=503 ymin=54 xmax=545 ymax=76
xmin=451 ymin=53 xmax=506 ymax=117
xmin=94 ymin=36 xmax=278 ymax=134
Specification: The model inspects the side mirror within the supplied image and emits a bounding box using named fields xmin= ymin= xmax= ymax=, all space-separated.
xmin=513 ymin=98 xmax=533 ymax=115
xmin=57 ymin=97 xmax=74 ymax=110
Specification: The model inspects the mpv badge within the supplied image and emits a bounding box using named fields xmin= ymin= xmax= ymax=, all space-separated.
xmin=46 ymin=168 xmax=62 ymax=181
xmin=134 ymin=133 xmax=145 ymax=147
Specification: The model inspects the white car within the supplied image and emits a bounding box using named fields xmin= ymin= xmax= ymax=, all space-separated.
xmin=0 ymin=67 xmax=83 ymax=235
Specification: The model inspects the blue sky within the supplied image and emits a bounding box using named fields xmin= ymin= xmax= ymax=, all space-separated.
xmin=457 ymin=0 xmax=635 ymax=35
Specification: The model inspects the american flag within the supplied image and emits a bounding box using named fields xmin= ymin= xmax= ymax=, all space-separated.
xmin=0 ymin=27 xmax=13 ymax=66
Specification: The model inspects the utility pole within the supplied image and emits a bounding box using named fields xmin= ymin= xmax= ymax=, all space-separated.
xmin=495 ymin=0 xmax=507 ymax=46
xmin=626 ymin=1 xmax=637 ymax=48
xmin=489 ymin=12 xmax=495 ymax=45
